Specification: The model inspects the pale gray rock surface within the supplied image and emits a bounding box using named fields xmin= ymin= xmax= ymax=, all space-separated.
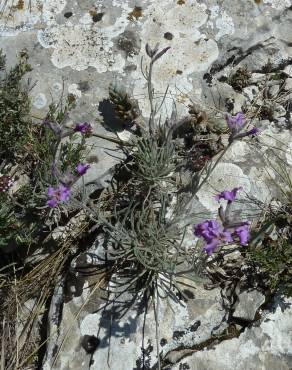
xmin=233 ymin=290 xmax=266 ymax=322
xmin=172 ymin=297 xmax=292 ymax=370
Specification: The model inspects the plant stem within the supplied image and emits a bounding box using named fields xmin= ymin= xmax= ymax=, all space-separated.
xmin=91 ymin=133 xmax=131 ymax=146
xmin=154 ymin=283 xmax=161 ymax=370
xmin=195 ymin=144 xmax=232 ymax=194
xmin=148 ymin=60 xmax=155 ymax=134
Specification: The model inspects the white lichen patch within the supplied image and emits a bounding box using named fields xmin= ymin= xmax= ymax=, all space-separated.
xmin=0 ymin=0 xmax=66 ymax=36
xmin=214 ymin=11 xmax=235 ymax=41
xmin=130 ymin=0 xmax=218 ymax=119
xmin=38 ymin=19 xmax=127 ymax=71
xmin=68 ymin=83 xmax=82 ymax=98
xmin=263 ymin=0 xmax=292 ymax=10
xmin=208 ymin=5 xmax=235 ymax=40
xmin=33 ymin=92 xmax=47 ymax=109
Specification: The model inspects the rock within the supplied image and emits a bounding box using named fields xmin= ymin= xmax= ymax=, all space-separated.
xmin=283 ymin=65 xmax=292 ymax=78
xmin=233 ymin=290 xmax=265 ymax=321
xmin=242 ymin=85 xmax=259 ymax=103
xmin=284 ymin=77 xmax=292 ymax=91
xmin=43 ymin=256 xmax=228 ymax=370
xmin=250 ymin=73 xmax=266 ymax=84
xmin=202 ymin=81 xmax=246 ymax=113
xmin=2 ymin=1 xmax=292 ymax=370
xmin=272 ymin=102 xmax=287 ymax=119
xmin=172 ymin=296 xmax=292 ymax=370
xmin=268 ymin=84 xmax=280 ymax=98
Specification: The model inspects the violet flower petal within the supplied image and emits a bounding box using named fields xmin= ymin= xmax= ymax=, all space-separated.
xmin=76 ymin=163 xmax=90 ymax=176
xmin=235 ymin=224 xmax=250 ymax=245
xmin=214 ymin=187 xmax=242 ymax=202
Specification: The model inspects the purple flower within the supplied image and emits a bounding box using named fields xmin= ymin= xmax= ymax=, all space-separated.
xmin=204 ymin=230 xmax=233 ymax=256
xmin=0 ymin=175 xmax=14 ymax=193
xmin=194 ymin=189 xmax=251 ymax=254
xmin=74 ymin=122 xmax=92 ymax=136
xmin=76 ymin=163 xmax=90 ymax=176
xmin=194 ymin=220 xmax=233 ymax=256
xmin=226 ymin=113 xmax=259 ymax=142
xmin=234 ymin=224 xmax=250 ymax=245
xmin=47 ymin=184 xmax=70 ymax=208
xmin=227 ymin=113 xmax=245 ymax=131
xmin=246 ymin=127 xmax=259 ymax=136
xmin=194 ymin=220 xmax=219 ymax=240
xmin=214 ymin=187 xmax=242 ymax=202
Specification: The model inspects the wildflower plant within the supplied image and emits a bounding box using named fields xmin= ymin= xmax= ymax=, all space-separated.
xmin=0 ymin=44 xmax=283 ymax=370
xmin=226 ymin=112 xmax=259 ymax=143
xmin=246 ymin=149 xmax=292 ymax=296
xmin=194 ymin=187 xmax=250 ymax=255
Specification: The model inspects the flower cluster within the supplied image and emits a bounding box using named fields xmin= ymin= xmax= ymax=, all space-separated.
xmin=47 ymin=161 xmax=90 ymax=208
xmin=194 ymin=220 xmax=233 ymax=256
xmin=227 ymin=113 xmax=258 ymax=143
xmin=47 ymin=184 xmax=70 ymax=208
xmin=194 ymin=187 xmax=250 ymax=255
xmin=74 ymin=122 xmax=92 ymax=136
xmin=45 ymin=120 xmax=92 ymax=208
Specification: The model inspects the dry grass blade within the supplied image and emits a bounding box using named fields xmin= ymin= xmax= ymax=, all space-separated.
xmin=1 ymin=217 xmax=90 ymax=369
xmin=1 ymin=316 xmax=5 ymax=370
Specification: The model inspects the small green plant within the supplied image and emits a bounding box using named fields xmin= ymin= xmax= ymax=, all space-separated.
xmin=247 ymin=151 xmax=292 ymax=296
xmin=248 ymin=232 xmax=292 ymax=295
xmin=0 ymin=51 xmax=88 ymax=250
xmin=0 ymin=49 xmax=32 ymax=162
xmin=127 ymin=133 xmax=176 ymax=185
xmin=0 ymin=193 xmax=38 ymax=249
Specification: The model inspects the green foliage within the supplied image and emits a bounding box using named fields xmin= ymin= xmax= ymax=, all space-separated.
xmin=0 ymin=50 xmax=32 ymax=162
xmin=0 ymin=194 xmax=37 ymax=249
xmin=108 ymin=195 xmax=181 ymax=271
xmin=60 ymin=138 xmax=86 ymax=173
xmin=0 ymin=51 xmax=87 ymax=250
xmin=248 ymin=150 xmax=292 ymax=296
xmin=247 ymin=229 xmax=292 ymax=296
xmin=127 ymin=134 xmax=176 ymax=186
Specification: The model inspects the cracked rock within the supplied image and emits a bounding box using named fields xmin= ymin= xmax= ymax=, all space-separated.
xmin=172 ymin=297 xmax=292 ymax=370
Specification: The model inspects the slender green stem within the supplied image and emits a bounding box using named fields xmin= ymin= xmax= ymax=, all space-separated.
xmin=154 ymin=283 xmax=161 ymax=370
xmin=91 ymin=133 xmax=131 ymax=146
xmin=195 ymin=143 xmax=232 ymax=194
xmin=148 ymin=61 xmax=155 ymax=134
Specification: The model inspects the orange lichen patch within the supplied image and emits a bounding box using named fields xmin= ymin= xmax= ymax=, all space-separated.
xmin=177 ymin=0 xmax=185 ymax=5
xmin=127 ymin=6 xmax=142 ymax=21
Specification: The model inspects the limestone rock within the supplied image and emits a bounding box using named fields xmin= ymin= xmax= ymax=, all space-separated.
xmin=172 ymin=297 xmax=292 ymax=370
xmin=233 ymin=290 xmax=265 ymax=321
